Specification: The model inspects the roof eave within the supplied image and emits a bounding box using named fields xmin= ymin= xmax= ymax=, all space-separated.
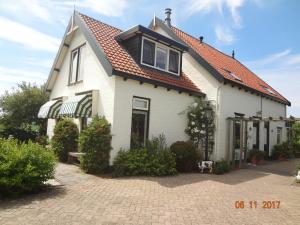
xmin=112 ymin=69 xmax=205 ymax=97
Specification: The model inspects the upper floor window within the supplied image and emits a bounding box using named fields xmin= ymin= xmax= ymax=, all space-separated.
xmin=69 ymin=44 xmax=86 ymax=84
xmin=141 ymin=37 xmax=180 ymax=76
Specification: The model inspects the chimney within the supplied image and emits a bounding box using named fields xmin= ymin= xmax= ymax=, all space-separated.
xmin=232 ymin=50 xmax=235 ymax=59
xmin=165 ymin=8 xmax=171 ymax=27
xmin=199 ymin=36 xmax=204 ymax=43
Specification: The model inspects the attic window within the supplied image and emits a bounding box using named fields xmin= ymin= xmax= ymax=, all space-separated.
xmin=261 ymin=85 xmax=275 ymax=94
xmin=223 ymin=68 xmax=242 ymax=82
xmin=69 ymin=44 xmax=86 ymax=84
xmin=229 ymin=72 xmax=242 ymax=81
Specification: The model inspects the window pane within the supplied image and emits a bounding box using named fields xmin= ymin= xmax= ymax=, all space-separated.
xmin=169 ymin=50 xmax=179 ymax=74
xmin=142 ymin=39 xmax=155 ymax=66
xmin=133 ymin=98 xmax=148 ymax=110
xmin=70 ymin=50 xmax=78 ymax=83
xmin=78 ymin=45 xmax=85 ymax=81
xmin=131 ymin=111 xmax=148 ymax=149
xmin=156 ymin=47 xmax=167 ymax=70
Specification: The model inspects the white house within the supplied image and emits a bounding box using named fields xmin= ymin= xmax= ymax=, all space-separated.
xmin=39 ymin=9 xmax=290 ymax=164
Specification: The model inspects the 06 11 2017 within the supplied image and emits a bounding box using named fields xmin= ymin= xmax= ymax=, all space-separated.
xmin=234 ymin=200 xmax=280 ymax=209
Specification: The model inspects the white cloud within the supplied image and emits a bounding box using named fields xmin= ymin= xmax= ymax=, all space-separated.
xmin=0 ymin=66 xmax=47 ymax=95
xmin=0 ymin=16 xmax=60 ymax=52
xmin=57 ymin=0 xmax=129 ymax=17
xmin=215 ymin=25 xmax=235 ymax=44
xmin=0 ymin=0 xmax=55 ymax=23
xmin=244 ymin=49 xmax=300 ymax=116
xmin=184 ymin=0 xmax=257 ymax=45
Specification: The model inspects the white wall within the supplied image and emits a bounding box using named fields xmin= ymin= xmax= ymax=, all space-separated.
xmin=218 ymin=84 xmax=287 ymax=159
xmin=111 ymin=76 xmax=194 ymax=162
xmin=47 ymin=29 xmax=116 ymax=138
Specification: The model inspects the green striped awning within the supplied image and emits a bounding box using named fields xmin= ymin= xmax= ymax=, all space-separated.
xmin=58 ymin=94 xmax=92 ymax=118
xmin=38 ymin=99 xmax=62 ymax=118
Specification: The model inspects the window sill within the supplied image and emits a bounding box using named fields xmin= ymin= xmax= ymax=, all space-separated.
xmin=68 ymin=80 xmax=83 ymax=86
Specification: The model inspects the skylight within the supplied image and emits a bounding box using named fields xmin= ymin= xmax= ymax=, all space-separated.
xmin=229 ymin=72 xmax=242 ymax=81
xmin=261 ymin=85 xmax=275 ymax=95
xmin=223 ymin=68 xmax=242 ymax=82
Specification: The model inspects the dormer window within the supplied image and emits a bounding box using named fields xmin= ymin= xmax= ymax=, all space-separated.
xmin=141 ymin=37 xmax=180 ymax=76
xmin=142 ymin=39 xmax=155 ymax=66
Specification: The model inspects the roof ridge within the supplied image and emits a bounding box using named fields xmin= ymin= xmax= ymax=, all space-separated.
xmin=77 ymin=11 xmax=123 ymax=32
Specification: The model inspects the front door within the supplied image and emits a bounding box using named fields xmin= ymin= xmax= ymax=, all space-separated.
xmin=264 ymin=122 xmax=270 ymax=156
xmin=253 ymin=121 xmax=260 ymax=149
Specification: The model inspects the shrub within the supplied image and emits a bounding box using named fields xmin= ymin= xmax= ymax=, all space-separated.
xmin=51 ymin=118 xmax=78 ymax=162
xmin=213 ymin=160 xmax=230 ymax=175
xmin=170 ymin=141 xmax=201 ymax=172
xmin=0 ymin=139 xmax=56 ymax=197
xmin=0 ymin=127 xmax=38 ymax=143
xmin=248 ymin=149 xmax=265 ymax=161
xmin=113 ymin=135 xmax=177 ymax=177
xmin=272 ymin=142 xmax=294 ymax=159
xmin=79 ymin=116 xmax=112 ymax=174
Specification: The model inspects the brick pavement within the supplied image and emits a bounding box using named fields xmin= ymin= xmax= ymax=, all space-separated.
xmin=0 ymin=160 xmax=300 ymax=225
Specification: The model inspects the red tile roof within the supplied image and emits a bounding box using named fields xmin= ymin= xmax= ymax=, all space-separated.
xmin=172 ymin=26 xmax=290 ymax=105
xmin=79 ymin=13 xmax=202 ymax=94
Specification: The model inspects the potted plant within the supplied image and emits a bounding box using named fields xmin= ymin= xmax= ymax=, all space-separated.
xmin=248 ymin=149 xmax=265 ymax=165
xmin=272 ymin=142 xmax=294 ymax=160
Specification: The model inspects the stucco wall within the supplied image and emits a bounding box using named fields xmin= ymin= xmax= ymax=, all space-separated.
xmin=218 ymin=84 xmax=287 ymax=159
xmin=47 ymin=29 xmax=116 ymax=138
xmin=111 ymin=76 xmax=194 ymax=162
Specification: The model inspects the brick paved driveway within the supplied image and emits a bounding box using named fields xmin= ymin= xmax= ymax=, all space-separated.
xmin=1 ymin=159 xmax=300 ymax=225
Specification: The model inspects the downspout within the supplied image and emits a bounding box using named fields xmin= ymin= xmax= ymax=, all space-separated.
xmin=214 ymin=83 xmax=222 ymax=160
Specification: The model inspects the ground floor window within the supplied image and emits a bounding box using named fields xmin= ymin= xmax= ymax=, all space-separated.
xmin=130 ymin=97 xmax=150 ymax=149
xmin=277 ymin=127 xmax=282 ymax=144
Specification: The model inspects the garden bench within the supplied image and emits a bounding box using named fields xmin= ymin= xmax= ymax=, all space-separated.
xmin=198 ymin=161 xmax=214 ymax=173
xmin=68 ymin=152 xmax=85 ymax=165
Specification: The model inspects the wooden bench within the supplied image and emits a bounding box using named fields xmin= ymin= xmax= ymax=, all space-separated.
xmin=68 ymin=152 xmax=86 ymax=165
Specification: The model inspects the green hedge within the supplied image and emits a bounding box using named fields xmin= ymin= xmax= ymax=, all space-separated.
xmin=113 ymin=135 xmax=176 ymax=177
xmin=248 ymin=149 xmax=265 ymax=161
xmin=170 ymin=141 xmax=201 ymax=172
xmin=272 ymin=142 xmax=294 ymax=159
xmin=51 ymin=118 xmax=79 ymax=162
xmin=213 ymin=160 xmax=230 ymax=175
xmin=79 ymin=116 xmax=112 ymax=174
xmin=0 ymin=139 xmax=56 ymax=197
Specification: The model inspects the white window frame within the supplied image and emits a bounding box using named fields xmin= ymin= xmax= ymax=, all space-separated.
xmin=140 ymin=36 xmax=180 ymax=76
xmin=69 ymin=44 xmax=85 ymax=84
xmin=132 ymin=97 xmax=149 ymax=111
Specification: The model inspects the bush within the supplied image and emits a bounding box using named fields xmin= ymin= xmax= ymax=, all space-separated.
xmin=113 ymin=135 xmax=177 ymax=177
xmin=51 ymin=118 xmax=78 ymax=162
xmin=79 ymin=116 xmax=112 ymax=174
xmin=272 ymin=142 xmax=294 ymax=159
xmin=213 ymin=160 xmax=230 ymax=175
xmin=248 ymin=149 xmax=265 ymax=161
xmin=0 ymin=139 xmax=56 ymax=197
xmin=0 ymin=127 xmax=38 ymax=143
xmin=170 ymin=141 xmax=201 ymax=172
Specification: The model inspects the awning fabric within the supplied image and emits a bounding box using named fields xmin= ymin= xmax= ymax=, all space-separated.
xmin=38 ymin=99 xmax=62 ymax=118
xmin=58 ymin=94 xmax=92 ymax=118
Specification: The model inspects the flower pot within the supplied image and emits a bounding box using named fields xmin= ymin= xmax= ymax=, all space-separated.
xmin=251 ymin=157 xmax=257 ymax=165
xmin=278 ymin=155 xmax=285 ymax=161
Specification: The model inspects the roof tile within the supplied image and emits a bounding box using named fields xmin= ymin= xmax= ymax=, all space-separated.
xmin=172 ymin=26 xmax=290 ymax=105
xmin=79 ymin=13 xmax=202 ymax=94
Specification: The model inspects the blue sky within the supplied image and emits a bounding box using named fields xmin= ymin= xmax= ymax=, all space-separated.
xmin=0 ymin=0 xmax=299 ymax=116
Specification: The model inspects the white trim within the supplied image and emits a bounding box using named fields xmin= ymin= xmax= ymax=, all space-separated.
xmin=132 ymin=97 xmax=149 ymax=111
xmin=140 ymin=36 xmax=180 ymax=76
